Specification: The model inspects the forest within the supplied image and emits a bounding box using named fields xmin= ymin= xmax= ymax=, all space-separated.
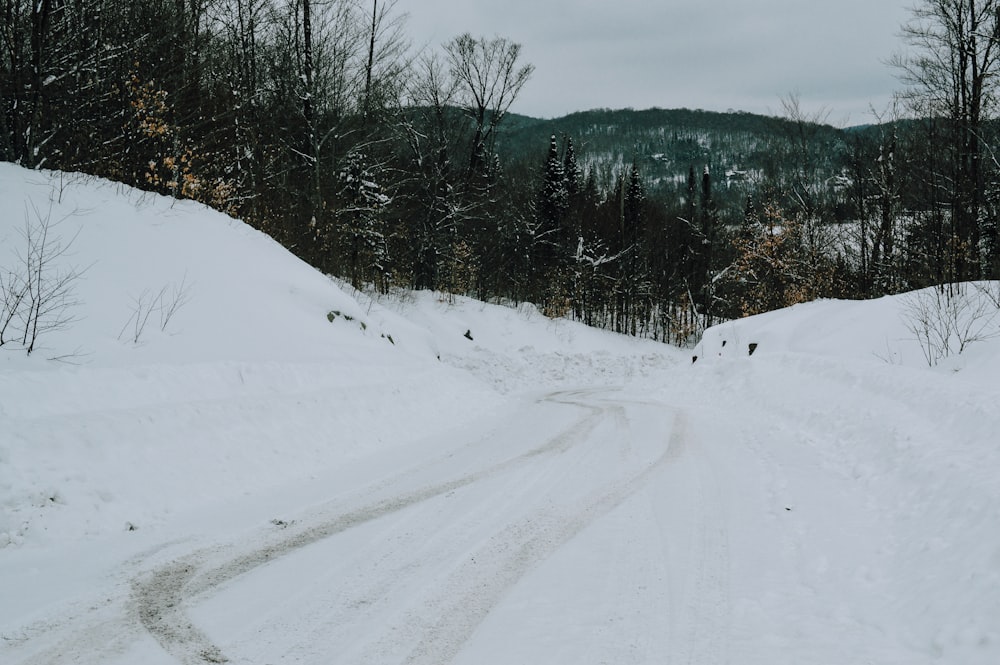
xmin=3 ymin=0 xmax=1000 ymax=345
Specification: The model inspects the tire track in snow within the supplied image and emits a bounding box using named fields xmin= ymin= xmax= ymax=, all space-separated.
xmin=10 ymin=390 xmax=692 ymax=665
xmin=398 ymin=393 xmax=689 ymax=665
xmin=681 ymin=430 xmax=731 ymax=665
xmin=629 ymin=402 xmax=732 ymax=665
xmin=2 ymin=394 xmax=600 ymax=665
xmin=130 ymin=391 xmax=612 ymax=664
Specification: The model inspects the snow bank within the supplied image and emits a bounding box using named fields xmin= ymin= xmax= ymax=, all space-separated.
xmin=695 ymin=287 xmax=1000 ymax=381
xmin=686 ymin=292 xmax=1000 ymax=663
xmin=0 ymin=164 xmax=500 ymax=548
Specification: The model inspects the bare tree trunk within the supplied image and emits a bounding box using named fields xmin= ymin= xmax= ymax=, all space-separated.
xmin=27 ymin=0 xmax=53 ymax=168
xmin=363 ymin=0 xmax=377 ymax=122
xmin=301 ymin=0 xmax=313 ymax=134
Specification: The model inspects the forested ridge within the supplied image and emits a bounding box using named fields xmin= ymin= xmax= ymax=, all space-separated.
xmin=4 ymin=0 xmax=1000 ymax=344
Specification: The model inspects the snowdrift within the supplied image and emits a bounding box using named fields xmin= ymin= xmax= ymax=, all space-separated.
xmin=696 ymin=287 xmax=1000 ymax=382
xmin=686 ymin=292 xmax=1000 ymax=663
xmin=0 ymin=164 xmax=498 ymax=549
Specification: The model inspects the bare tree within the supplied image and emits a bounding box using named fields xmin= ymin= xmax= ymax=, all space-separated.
xmin=892 ymin=0 xmax=1000 ymax=280
xmin=360 ymin=0 xmax=408 ymax=123
xmin=848 ymin=100 xmax=905 ymax=295
xmin=443 ymin=34 xmax=534 ymax=179
xmin=868 ymin=103 xmax=903 ymax=292
xmin=772 ymin=92 xmax=843 ymax=298
xmin=902 ymin=282 xmax=1000 ymax=365
xmin=0 ymin=264 xmax=29 ymax=347
xmin=118 ymin=275 xmax=192 ymax=345
xmin=0 ymin=203 xmax=84 ymax=355
xmin=393 ymin=52 xmax=470 ymax=291
xmin=777 ymin=91 xmax=833 ymax=218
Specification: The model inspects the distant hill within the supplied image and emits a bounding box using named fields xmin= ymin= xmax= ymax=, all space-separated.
xmin=499 ymin=107 xmax=851 ymax=221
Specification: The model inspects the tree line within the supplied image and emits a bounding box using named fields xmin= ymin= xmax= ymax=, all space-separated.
xmin=3 ymin=0 xmax=1000 ymax=345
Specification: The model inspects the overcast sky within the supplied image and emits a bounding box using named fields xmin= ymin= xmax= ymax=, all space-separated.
xmin=404 ymin=0 xmax=913 ymax=127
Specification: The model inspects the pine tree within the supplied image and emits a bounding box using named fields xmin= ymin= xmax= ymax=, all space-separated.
xmin=536 ymin=134 xmax=569 ymax=273
xmin=619 ymin=163 xmax=646 ymax=334
xmin=336 ymin=150 xmax=391 ymax=291
xmin=560 ymin=135 xmax=586 ymax=289
xmin=624 ymin=164 xmax=645 ymax=239
xmin=685 ymin=165 xmax=697 ymax=224
xmin=539 ymin=134 xmax=568 ymax=227
xmin=563 ymin=136 xmax=582 ymax=198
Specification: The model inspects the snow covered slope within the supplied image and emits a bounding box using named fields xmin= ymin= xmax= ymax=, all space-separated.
xmin=0 ymin=164 xmax=478 ymax=550
xmin=688 ymin=295 xmax=1000 ymax=664
xmin=1 ymin=163 xmax=998 ymax=665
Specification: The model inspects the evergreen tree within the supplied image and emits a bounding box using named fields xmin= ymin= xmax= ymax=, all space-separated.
xmin=535 ymin=134 xmax=569 ymax=274
xmin=618 ymin=163 xmax=646 ymax=334
xmin=335 ymin=150 xmax=391 ymax=291
xmin=685 ymin=165 xmax=698 ymax=223
xmin=624 ymin=164 xmax=645 ymax=238
xmin=563 ymin=136 xmax=582 ymax=198
xmin=538 ymin=134 xmax=568 ymax=231
xmin=560 ymin=135 xmax=586 ymax=284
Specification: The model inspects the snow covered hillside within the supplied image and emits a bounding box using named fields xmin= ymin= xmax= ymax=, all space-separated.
xmin=1 ymin=163 xmax=998 ymax=664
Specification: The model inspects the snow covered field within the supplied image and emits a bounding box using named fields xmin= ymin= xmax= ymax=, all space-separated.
xmin=1 ymin=163 xmax=998 ymax=664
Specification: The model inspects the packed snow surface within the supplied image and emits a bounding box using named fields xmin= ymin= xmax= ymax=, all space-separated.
xmin=1 ymin=163 xmax=998 ymax=664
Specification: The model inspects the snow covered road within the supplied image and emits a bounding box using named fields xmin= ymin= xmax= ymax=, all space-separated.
xmin=5 ymin=357 xmax=999 ymax=665
xmin=185 ymin=390 xmax=690 ymax=665
xmin=6 ymin=355 xmax=1000 ymax=665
